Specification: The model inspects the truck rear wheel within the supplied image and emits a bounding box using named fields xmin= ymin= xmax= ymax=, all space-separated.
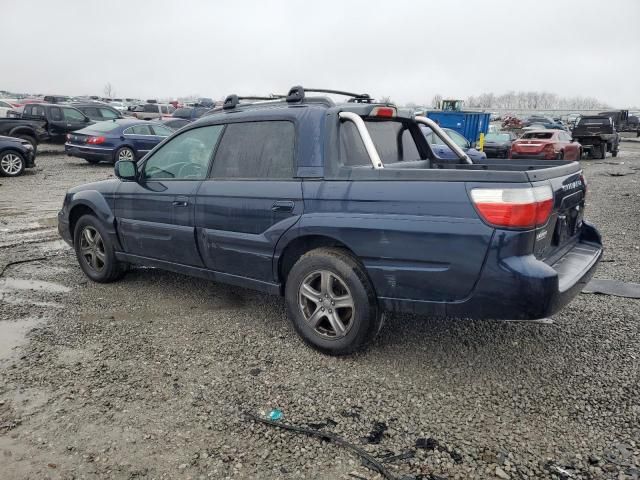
xmin=285 ymin=247 xmax=383 ymax=355
xmin=16 ymin=134 xmax=37 ymax=154
xmin=600 ymin=143 xmax=607 ymax=159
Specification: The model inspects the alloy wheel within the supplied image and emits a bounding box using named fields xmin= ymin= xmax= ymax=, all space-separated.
xmin=79 ymin=226 xmax=106 ymax=272
xmin=118 ymin=149 xmax=134 ymax=161
xmin=298 ymin=270 xmax=355 ymax=339
xmin=0 ymin=153 xmax=23 ymax=175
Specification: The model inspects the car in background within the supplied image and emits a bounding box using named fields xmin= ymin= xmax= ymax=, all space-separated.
xmin=483 ymin=132 xmax=518 ymax=158
xmin=420 ymin=126 xmax=487 ymax=162
xmin=0 ymin=135 xmax=36 ymax=177
xmin=108 ymin=101 xmax=129 ymax=113
xmin=196 ymin=97 xmax=215 ymax=108
xmin=130 ymin=103 xmax=175 ymax=120
xmin=72 ymin=103 xmax=124 ymax=122
xmin=523 ymin=115 xmax=565 ymax=130
xmin=511 ymin=130 xmax=581 ymax=160
xmin=0 ymin=100 xmax=20 ymax=117
xmin=65 ymin=118 xmax=173 ymax=164
xmin=43 ymin=95 xmax=71 ymax=104
xmin=162 ymin=118 xmax=191 ymax=130
xmin=172 ymin=106 xmax=210 ymax=121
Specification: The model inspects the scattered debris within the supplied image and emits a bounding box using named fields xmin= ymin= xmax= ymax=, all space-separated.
xmin=495 ymin=466 xmax=510 ymax=479
xmin=307 ymin=418 xmax=337 ymax=430
xmin=0 ymin=256 xmax=49 ymax=278
xmin=267 ymin=408 xmax=283 ymax=421
xmin=379 ymin=450 xmax=415 ymax=464
xmin=249 ymin=368 xmax=261 ymax=376
xmin=245 ymin=411 xmax=397 ymax=480
xmin=364 ymin=421 xmax=388 ymax=444
xmin=415 ymin=437 xmax=439 ymax=450
xmin=583 ymin=279 xmax=640 ymax=299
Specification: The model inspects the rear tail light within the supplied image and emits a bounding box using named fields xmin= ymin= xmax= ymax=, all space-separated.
xmin=370 ymin=106 xmax=396 ymax=118
xmin=87 ymin=136 xmax=106 ymax=145
xmin=470 ymin=185 xmax=554 ymax=229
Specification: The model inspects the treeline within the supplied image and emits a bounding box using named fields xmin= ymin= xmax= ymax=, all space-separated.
xmin=462 ymin=91 xmax=610 ymax=110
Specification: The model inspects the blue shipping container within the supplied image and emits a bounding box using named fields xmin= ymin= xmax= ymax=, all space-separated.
xmin=426 ymin=111 xmax=491 ymax=144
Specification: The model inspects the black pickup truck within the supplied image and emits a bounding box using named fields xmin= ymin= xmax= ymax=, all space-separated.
xmin=571 ymin=116 xmax=620 ymax=159
xmin=0 ymin=103 xmax=93 ymax=150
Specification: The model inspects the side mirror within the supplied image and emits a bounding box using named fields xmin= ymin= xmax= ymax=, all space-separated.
xmin=114 ymin=160 xmax=137 ymax=181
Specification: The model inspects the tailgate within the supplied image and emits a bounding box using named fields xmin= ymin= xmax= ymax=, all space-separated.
xmin=531 ymin=167 xmax=586 ymax=260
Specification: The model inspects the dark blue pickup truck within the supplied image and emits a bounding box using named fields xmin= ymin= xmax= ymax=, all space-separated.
xmin=58 ymin=86 xmax=602 ymax=355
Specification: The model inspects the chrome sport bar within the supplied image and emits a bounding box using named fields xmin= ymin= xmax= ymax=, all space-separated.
xmin=414 ymin=116 xmax=473 ymax=164
xmin=338 ymin=111 xmax=384 ymax=169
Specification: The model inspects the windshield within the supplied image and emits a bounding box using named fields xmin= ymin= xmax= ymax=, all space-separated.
xmin=522 ymin=132 xmax=553 ymax=139
xmin=485 ymin=133 xmax=511 ymax=142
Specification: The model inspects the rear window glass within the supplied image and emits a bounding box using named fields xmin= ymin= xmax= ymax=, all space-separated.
xmin=365 ymin=120 xmax=420 ymax=163
xmin=88 ymin=121 xmax=121 ymax=132
xmin=522 ymin=132 xmax=553 ymax=139
xmin=578 ymin=118 xmax=609 ymax=125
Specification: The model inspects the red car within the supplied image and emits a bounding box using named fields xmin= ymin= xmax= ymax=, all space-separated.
xmin=510 ymin=130 xmax=582 ymax=160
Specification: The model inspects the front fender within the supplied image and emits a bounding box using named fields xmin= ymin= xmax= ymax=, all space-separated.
xmin=67 ymin=190 xmax=122 ymax=249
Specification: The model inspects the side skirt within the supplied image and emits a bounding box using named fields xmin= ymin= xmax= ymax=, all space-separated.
xmin=115 ymin=252 xmax=281 ymax=295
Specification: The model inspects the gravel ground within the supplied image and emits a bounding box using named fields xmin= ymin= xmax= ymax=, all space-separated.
xmin=0 ymin=145 xmax=638 ymax=480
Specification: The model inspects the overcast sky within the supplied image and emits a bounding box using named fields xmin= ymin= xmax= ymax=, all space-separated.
xmin=3 ymin=0 xmax=639 ymax=106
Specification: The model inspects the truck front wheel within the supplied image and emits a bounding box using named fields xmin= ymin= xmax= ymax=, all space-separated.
xmin=285 ymin=247 xmax=383 ymax=355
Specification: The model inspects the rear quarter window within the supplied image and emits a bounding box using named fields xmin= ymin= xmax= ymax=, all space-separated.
xmin=210 ymin=121 xmax=295 ymax=179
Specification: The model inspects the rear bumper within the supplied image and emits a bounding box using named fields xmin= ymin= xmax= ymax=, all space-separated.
xmin=65 ymin=143 xmax=114 ymax=162
xmin=510 ymin=152 xmax=550 ymax=160
xmin=380 ymin=222 xmax=602 ymax=320
xmin=483 ymin=146 xmax=509 ymax=158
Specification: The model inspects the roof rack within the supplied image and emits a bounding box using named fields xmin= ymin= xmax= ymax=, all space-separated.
xmin=223 ymin=94 xmax=286 ymax=110
xmin=286 ymin=86 xmax=372 ymax=104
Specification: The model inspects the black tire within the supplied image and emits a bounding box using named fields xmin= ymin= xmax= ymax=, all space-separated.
xmin=73 ymin=214 xmax=127 ymax=283
xmin=0 ymin=150 xmax=25 ymax=177
xmin=612 ymin=149 xmax=618 ymax=158
xmin=557 ymin=150 xmax=564 ymax=160
xmin=114 ymin=146 xmax=135 ymax=164
xmin=285 ymin=247 xmax=382 ymax=355
xmin=599 ymin=143 xmax=607 ymax=159
xmin=16 ymin=134 xmax=37 ymax=155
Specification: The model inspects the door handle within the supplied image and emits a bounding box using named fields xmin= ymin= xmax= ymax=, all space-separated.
xmin=173 ymin=196 xmax=189 ymax=207
xmin=271 ymin=200 xmax=295 ymax=212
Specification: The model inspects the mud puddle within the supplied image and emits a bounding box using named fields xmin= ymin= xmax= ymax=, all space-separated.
xmin=0 ymin=278 xmax=71 ymax=294
xmin=0 ymin=317 xmax=46 ymax=362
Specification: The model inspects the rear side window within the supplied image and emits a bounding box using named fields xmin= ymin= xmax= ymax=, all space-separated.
xmin=99 ymin=108 xmax=119 ymax=119
xmin=83 ymin=107 xmax=100 ymax=119
xmin=50 ymin=107 xmax=63 ymax=121
xmin=127 ymin=125 xmax=153 ymax=135
xmin=210 ymin=121 xmax=295 ymax=179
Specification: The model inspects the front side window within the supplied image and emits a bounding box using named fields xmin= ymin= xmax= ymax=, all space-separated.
xmin=210 ymin=121 xmax=295 ymax=179
xmin=143 ymin=125 xmax=223 ymax=180
xmin=62 ymin=107 xmax=86 ymax=122
xmin=83 ymin=107 xmax=100 ymax=119
xmin=99 ymin=108 xmax=119 ymax=119
xmin=151 ymin=125 xmax=173 ymax=137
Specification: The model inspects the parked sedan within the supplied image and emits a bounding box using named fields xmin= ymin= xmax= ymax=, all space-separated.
xmin=162 ymin=118 xmax=191 ymax=130
xmin=0 ymin=135 xmax=36 ymax=177
xmin=130 ymin=103 xmax=175 ymax=120
xmin=511 ymin=130 xmax=581 ymax=160
xmin=72 ymin=103 xmax=123 ymax=122
xmin=172 ymin=107 xmax=210 ymax=121
xmin=0 ymin=100 xmax=20 ymax=118
xmin=483 ymin=132 xmax=517 ymax=158
xmin=65 ymin=119 xmax=173 ymax=164
xmin=420 ymin=126 xmax=487 ymax=162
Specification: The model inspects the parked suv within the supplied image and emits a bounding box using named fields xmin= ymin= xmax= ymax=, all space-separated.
xmin=131 ymin=103 xmax=175 ymax=120
xmin=58 ymin=86 xmax=602 ymax=355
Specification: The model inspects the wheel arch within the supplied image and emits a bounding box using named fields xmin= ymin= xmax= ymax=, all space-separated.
xmin=9 ymin=126 xmax=37 ymax=138
xmin=67 ymin=192 xmax=121 ymax=249
xmin=276 ymin=234 xmax=361 ymax=293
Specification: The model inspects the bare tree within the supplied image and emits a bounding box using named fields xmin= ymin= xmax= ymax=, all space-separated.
xmin=379 ymin=95 xmax=392 ymax=104
xmin=431 ymin=94 xmax=443 ymax=108
xmin=103 ymin=82 xmax=114 ymax=99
